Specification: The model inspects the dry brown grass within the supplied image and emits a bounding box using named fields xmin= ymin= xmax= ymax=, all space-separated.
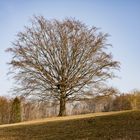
xmin=0 ymin=110 xmax=140 ymax=140
xmin=0 ymin=110 xmax=129 ymax=128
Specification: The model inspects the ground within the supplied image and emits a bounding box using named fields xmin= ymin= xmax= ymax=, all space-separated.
xmin=0 ymin=110 xmax=140 ymax=140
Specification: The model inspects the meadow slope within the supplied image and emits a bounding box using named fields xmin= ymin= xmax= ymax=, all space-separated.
xmin=0 ymin=110 xmax=140 ymax=140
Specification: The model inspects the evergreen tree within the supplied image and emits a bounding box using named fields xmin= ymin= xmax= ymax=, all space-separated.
xmin=10 ymin=97 xmax=21 ymax=123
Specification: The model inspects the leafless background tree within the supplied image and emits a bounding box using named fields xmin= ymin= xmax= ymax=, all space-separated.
xmin=1 ymin=89 xmax=140 ymax=124
xmin=7 ymin=16 xmax=119 ymax=116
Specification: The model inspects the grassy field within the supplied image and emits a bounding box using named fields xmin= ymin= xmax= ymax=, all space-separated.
xmin=0 ymin=110 xmax=140 ymax=140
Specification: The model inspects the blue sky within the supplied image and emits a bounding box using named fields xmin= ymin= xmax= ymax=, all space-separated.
xmin=0 ymin=0 xmax=140 ymax=96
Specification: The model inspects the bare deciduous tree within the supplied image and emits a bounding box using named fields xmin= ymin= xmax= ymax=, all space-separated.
xmin=0 ymin=97 xmax=11 ymax=124
xmin=7 ymin=16 xmax=120 ymax=116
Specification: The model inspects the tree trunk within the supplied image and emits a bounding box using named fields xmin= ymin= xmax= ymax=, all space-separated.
xmin=58 ymin=96 xmax=66 ymax=116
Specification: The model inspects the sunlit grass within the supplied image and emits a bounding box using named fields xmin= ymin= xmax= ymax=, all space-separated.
xmin=0 ymin=110 xmax=140 ymax=140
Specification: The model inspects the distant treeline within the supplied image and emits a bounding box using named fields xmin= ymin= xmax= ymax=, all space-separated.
xmin=0 ymin=90 xmax=140 ymax=124
xmin=0 ymin=97 xmax=21 ymax=124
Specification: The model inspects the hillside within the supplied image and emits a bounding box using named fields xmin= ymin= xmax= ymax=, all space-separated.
xmin=0 ymin=110 xmax=140 ymax=140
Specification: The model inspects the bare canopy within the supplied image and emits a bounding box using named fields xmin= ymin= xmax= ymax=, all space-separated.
xmin=7 ymin=16 xmax=120 ymax=116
